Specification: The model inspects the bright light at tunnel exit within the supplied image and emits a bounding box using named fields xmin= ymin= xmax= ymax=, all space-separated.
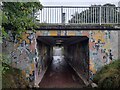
xmin=53 ymin=46 xmax=64 ymax=56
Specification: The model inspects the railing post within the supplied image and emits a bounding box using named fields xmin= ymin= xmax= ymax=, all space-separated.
xmin=99 ymin=6 xmax=101 ymax=25
xmin=61 ymin=6 xmax=65 ymax=24
xmin=61 ymin=6 xmax=63 ymax=24
xmin=118 ymin=2 xmax=120 ymax=24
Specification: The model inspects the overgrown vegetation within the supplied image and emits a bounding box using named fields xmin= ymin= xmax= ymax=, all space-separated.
xmin=93 ymin=60 xmax=120 ymax=88
xmin=2 ymin=1 xmax=42 ymax=38
xmin=1 ymin=1 xmax=42 ymax=88
xmin=2 ymin=63 xmax=29 ymax=88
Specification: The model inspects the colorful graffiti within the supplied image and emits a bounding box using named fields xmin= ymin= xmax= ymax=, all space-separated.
xmin=36 ymin=30 xmax=118 ymax=80
xmin=2 ymin=30 xmax=119 ymax=86
xmin=2 ymin=31 xmax=38 ymax=86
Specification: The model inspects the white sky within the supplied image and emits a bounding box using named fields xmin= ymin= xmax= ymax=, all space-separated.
xmin=40 ymin=0 xmax=120 ymax=6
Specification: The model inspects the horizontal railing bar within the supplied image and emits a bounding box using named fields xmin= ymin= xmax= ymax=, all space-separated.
xmin=38 ymin=23 xmax=119 ymax=25
xmin=43 ymin=6 xmax=120 ymax=8
xmin=43 ymin=6 xmax=94 ymax=8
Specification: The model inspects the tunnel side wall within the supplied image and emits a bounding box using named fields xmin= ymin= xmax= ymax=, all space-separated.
xmin=64 ymin=39 xmax=89 ymax=81
xmin=35 ymin=39 xmax=53 ymax=86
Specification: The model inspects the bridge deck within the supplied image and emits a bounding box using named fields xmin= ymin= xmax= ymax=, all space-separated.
xmin=30 ymin=24 xmax=120 ymax=30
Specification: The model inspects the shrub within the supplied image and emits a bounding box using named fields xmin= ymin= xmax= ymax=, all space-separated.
xmin=2 ymin=63 xmax=29 ymax=88
xmin=93 ymin=60 xmax=120 ymax=88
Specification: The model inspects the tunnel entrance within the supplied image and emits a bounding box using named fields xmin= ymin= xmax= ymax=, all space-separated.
xmin=36 ymin=36 xmax=89 ymax=88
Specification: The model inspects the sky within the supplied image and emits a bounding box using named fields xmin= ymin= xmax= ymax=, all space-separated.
xmin=40 ymin=0 xmax=120 ymax=6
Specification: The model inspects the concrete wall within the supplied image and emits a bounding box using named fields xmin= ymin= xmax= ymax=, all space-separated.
xmin=35 ymin=39 xmax=52 ymax=86
xmin=64 ymin=39 xmax=89 ymax=81
xmin=36 ymin=30 xmax=119 ymax=80
xmin=2 ymin=31 xmax=37 ymax=86
xmin=118 ymin=31 xmax=120 ymax=59
xmin=2 ymin=30 xmax=119 ymax=86
xmin=2 ymin=31 xmax=53 ymax=87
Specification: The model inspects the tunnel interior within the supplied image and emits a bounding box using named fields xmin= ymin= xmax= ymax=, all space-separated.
xmin=36 ymin=36 xmax=89 ymax=87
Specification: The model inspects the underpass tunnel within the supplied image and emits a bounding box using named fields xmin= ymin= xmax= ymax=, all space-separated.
xmin=36 ymin=36 xmax=89 ymax=88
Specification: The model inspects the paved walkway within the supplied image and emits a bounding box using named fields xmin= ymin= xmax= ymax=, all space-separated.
xmin=39 ymin=56 xmax=85 ymax=88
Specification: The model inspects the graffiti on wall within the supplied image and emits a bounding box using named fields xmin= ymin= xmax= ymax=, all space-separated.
xmin=36 ymin=30 xmax=118 ymax=80
xmin=3 ymin=30 xmax=118 ymax=85
xmin=3 ymin=31 xmax=38 ymax=84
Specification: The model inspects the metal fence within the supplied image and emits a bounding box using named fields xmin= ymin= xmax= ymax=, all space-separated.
xmin=35 ymin=6 xmax=120 ymax=25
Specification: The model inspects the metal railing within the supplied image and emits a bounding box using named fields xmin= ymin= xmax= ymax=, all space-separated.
xmin=35 ymin=6 xmax=120 ymax=25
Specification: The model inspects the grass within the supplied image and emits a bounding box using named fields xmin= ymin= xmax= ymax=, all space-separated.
xmin=93 ymin=60 xmax=120 ymax=88
xmin=2 ymin=63 xmax=29 ymax=88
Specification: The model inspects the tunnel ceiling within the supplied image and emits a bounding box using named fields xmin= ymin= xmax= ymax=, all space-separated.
xmin=37 ymin=36 xmax=89 ymax=46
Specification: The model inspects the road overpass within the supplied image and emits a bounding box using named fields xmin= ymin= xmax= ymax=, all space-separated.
xmin=2 ymin=5 xmax=120 ymax=88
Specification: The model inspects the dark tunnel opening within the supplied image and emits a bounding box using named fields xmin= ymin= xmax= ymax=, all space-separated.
xmin=36 ymin=36 xmax=89 ymax=88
